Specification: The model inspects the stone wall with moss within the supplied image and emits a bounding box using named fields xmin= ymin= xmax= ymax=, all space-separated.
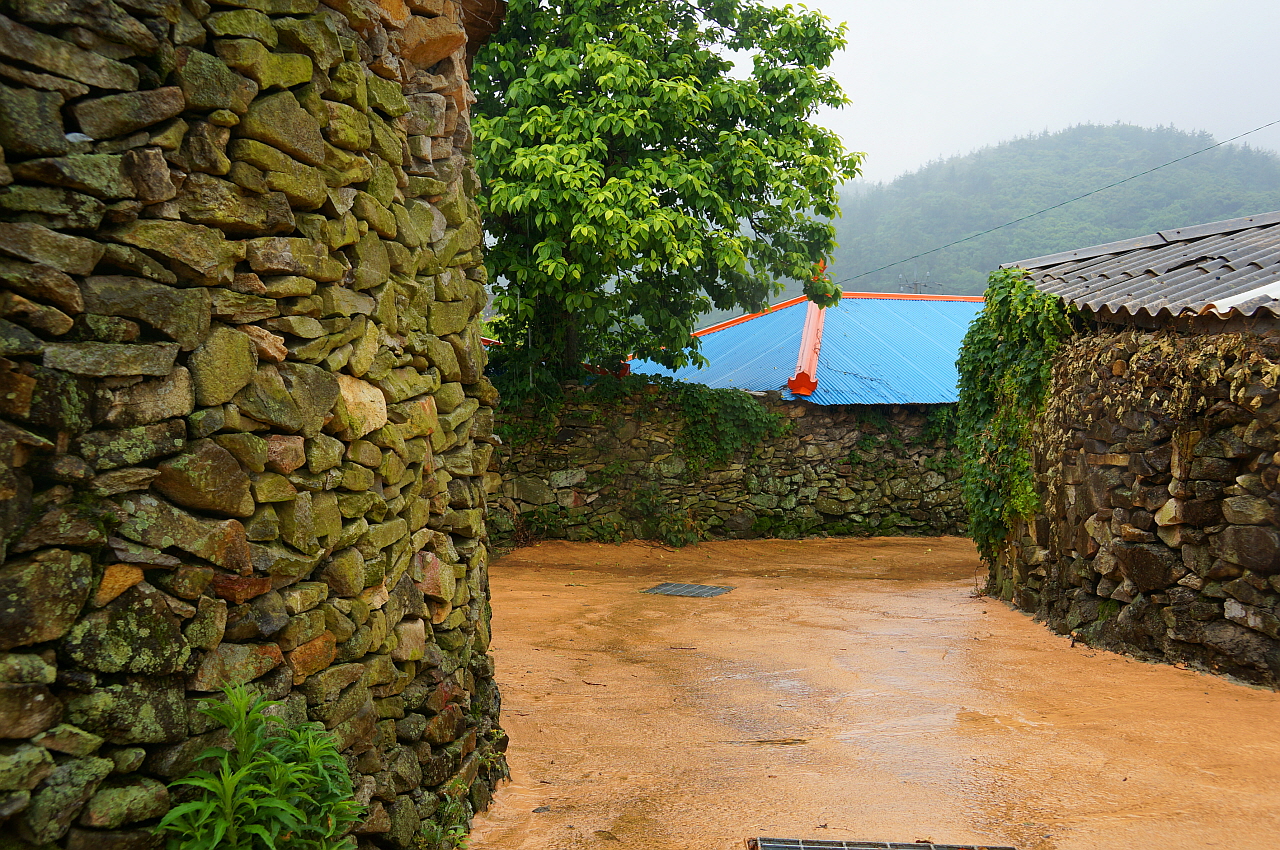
xmin=0 ymin=0 xmax=507 ymax=846
xmin=996 ymin=326 xmax=1280 ymax=688
xmin=490 ymin=384 xmax=965 ymax=547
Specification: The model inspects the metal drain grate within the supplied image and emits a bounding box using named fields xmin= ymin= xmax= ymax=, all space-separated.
xmin=642 ymin=582 xmax=734 ymax=597
xmin=750 ymin=840 xmax=1018 ymax=850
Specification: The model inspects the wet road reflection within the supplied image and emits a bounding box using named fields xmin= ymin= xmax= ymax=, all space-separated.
xmin=471 ymin=538 xmax=1280 ymax=850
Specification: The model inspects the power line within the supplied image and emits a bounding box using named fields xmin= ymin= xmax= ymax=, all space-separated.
xmin=833 ymin=118 xmax=1280 ymax=285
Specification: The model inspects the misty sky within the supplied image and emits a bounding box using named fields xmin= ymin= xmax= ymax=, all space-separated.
xmin=800 ymin=0 xmax=1280 ymax=184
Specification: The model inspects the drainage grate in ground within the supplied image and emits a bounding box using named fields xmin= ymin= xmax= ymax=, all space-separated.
xmin=642 ymin=582 xmax=734 ymax=597
xmin=749 ymin=840 xmax=1018 ymax=850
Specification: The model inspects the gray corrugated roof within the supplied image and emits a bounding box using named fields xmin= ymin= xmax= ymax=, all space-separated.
xmin=1002 ymin=210 xmax=1280 ymax=320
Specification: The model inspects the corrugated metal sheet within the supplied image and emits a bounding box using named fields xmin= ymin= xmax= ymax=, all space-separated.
xmin=807 ymin=296 xmax=983 ymax=404
xmin=1004 ymin=210 xmax=1280 ymax=320
xmin=628 ymin=297 xmax=806 ymax=392
xmin=628 ymin=293 xmax=984 ymax=404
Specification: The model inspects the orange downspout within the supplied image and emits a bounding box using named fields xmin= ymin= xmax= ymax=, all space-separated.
xmin=787 ymin=301 xmax=825 ymax=396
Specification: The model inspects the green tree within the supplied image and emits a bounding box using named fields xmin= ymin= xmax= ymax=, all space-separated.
xmin=472 ymin=0 xmax=862 ymax=388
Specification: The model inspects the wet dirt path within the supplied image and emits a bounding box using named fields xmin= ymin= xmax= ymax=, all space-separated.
xmin=469 ymin=538 xmax=1280 ymax=850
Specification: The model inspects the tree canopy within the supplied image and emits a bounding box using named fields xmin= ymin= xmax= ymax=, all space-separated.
xmin=471 ymin=0 xmax=862 ymax=390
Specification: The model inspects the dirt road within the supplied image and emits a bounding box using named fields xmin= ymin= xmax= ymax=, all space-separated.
xmin=469 ymin=537 xmax=1280 ymax=850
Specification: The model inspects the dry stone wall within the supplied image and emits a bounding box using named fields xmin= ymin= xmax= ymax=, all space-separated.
xmin=0 ymin=0 xmax=506 ymax=846
xmin=997 ymin=327 xmax=1280 ymax=688
xmin=490 ymin=385 xmax=964 ymax=546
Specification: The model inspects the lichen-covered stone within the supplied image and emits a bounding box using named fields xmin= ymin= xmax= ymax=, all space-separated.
xmin=237 ymin=91 xmax=325 ymax=167
xmin=155 ymin=438 xmax=255 ymax=518
xmin=188 ymin=642 xmax=283 ymax=692
xmin=19 ymin=756 xmax=113 ymax=843
xmin=45 ymin=342 xmax=179 ymax=378
xmin=178 ymin=173 xmax=295 ymax=235
xmin=173 ymin=48 xmax=256 ymax=113
xmin=83 ymin=276 xmax=212 ymax=352
xmin=72 ymin=88 xmax=186 ymax=141
xmin=77 ymin=420 xmax=186 ymax=470
xmin=115 ymin=493 xmax=251 ymax=573
xmin=0 ymin=222 xmax=103 ymax=275
xmin=100 ymin=368 xmax=195 ymax=430
xmin=78 ymin=777 xmax=169 ymax=829
xmin=216 ymin=38 xmax=313 ymax=91
xmin=189 ymin=324 xmax=258 ymax=408
xmin=11 ymin=155 xmax=133 ymax=200
xmin=31 ymin=724 xmax=103 ymax=757
xmin=0 ymin=15 xmax=138 ymax=91
xmin=0 ymin=549 xmax=93 ymax=650
xmin=0 ymin=83 xmax=68 ymax=157
xmin=0 ymin=743 xmax=53 ymax=791
xmin=62 ymin=585 xmax=190 ymax=676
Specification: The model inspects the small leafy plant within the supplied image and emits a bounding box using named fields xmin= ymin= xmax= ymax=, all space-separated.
xmin=158 ymin=685 xmax=363 ymax=850
xmin=422 ymin=794 xmax=473 ymax=850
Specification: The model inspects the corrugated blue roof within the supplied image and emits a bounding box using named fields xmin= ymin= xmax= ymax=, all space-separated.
xmin=628 ymin=293 xmax=984 ymax=404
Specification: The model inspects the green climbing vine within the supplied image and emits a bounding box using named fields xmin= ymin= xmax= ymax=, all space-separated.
xmin=956 ymin=268 xmax=1080 ymax=565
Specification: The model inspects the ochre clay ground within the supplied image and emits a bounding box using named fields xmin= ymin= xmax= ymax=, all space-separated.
xmin=469 ymin=538 xmax=1280 ymax=850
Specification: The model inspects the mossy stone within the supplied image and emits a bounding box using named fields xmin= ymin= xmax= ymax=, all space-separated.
xmin=60 ymin=585 xmax=190 ymax=676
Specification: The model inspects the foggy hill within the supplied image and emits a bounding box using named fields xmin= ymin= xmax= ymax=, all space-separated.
xmin=823 ymin=123 xmax=1280 ymax=296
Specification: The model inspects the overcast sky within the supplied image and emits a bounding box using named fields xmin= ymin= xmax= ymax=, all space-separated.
xmin=798 ymin=0 xmax=1280 ymax=184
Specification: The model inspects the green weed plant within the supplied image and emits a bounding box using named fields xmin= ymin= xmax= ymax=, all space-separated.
xmin=157 ymin=685 xmax=363 ymax=850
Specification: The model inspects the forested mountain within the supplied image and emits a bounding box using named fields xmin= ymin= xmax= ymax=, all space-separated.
xmin=823 ymin=124 xmax=1280 ymax=296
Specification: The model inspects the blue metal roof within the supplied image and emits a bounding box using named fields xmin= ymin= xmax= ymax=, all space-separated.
xmin=628 ymin=293 xmax=984 ymax=404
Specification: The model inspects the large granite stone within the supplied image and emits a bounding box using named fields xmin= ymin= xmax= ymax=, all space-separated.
xmin=61 ymin=585 xmax=190 ymax=675
xmin=19 ymin=756 xmax=113 ymax=844
xmin=82 ymin=276 xmax=211 ymax=352
xmin=0 ymin=15 xmax=138 ymax=90
xmin=78 ymin=777 xmax=169 ymax=829
xmin=396 ymin=14 xmax=466 ymax=69
xmin=73 ymin=88 xmax=186 ymax=140
xmin=105 ymin=219 xmax=244 ymax=285
xmin=0 ymin=222 xmax=103 ymax=275
xmin=6 ymin=0 xmax=158 ymax=54
xmin=65 ymin=677 xmax=187 ymax=745
xmin=178 ymin=173 xmax=295 ymax=235
xmin=237 ymin=91 xmax=325 ymax=166
xmin=77 ymin=420 xmax=186 ymax=470
xmin=155 ymin=438 xmax=255 ymax=517
xmin=114 ymin=493 xmax=251 ymax=573
xmin=1218 ymin=525 xmax=1280 ymax=574
xmin=190 ymin=323 xmax=258 ymax=407
xmin=0 ymin=549 xmax=93 ymax=650
xmin=0 ymin=683 xmax=62 ymax=738
xmin=187 ymin=642 xmax=283 ymax=692
xmin=234 ymin=362 xmax=338 ymax=437
xmin=100 ymin=368 xmax=195 ymax=429
xmin=44 ymin=342 xmax=179 ymax=377
xmin=172 ymin=48 xmax=256 ymax=113
xmin=12 ymin=154 xmax=133 ymax=200
xmin=0 ymin=257 xmax=82 ymax=314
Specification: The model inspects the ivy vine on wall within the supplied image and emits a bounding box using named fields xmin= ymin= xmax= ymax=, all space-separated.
xmin=956 ymin=268 xmax=1080 ymax=565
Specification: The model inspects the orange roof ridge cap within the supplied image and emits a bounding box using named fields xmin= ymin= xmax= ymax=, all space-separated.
xmin=693 ymin=295 xmax=810 ymax=337
xmin=787 ymin=300 xmax=825 ymax=396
